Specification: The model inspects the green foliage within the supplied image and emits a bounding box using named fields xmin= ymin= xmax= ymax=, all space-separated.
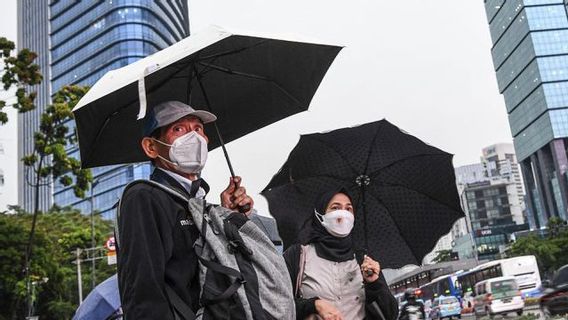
xmin=0 ymin=207 xmax=116 ymax=320
xmin=24 ymin=85 xmax=92 ymax=199
xmin=0 ymin=37 xmax=43 ymax=124
xmin=509 ymin=217 xmax=568 ymax=276
xmin=432 ymin=249 xmax=453 ymax=263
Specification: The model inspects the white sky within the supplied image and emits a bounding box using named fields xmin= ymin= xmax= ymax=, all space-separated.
xmin=0 ymin=1 xmax=513 ymax=215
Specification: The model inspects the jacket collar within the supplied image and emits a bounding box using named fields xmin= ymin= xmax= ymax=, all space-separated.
xmin=150 ymin=168 xmax=210 ymax=198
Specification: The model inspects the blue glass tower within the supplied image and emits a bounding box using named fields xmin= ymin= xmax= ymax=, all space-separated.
xmin=485 ymin=0 xmax=568 ymax=229
xmin=49 ymin=0 xmax=189 ymax=218
xmin=17 ymin=0 xmax=52 ymax=213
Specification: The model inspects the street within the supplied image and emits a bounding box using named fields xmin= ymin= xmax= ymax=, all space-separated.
xmin=458 ymin=306 xmax=552 ymax=319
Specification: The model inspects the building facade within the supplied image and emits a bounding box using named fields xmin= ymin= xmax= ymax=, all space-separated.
xmin=17 ymin=0 xmax=52 ymax=213
xmin=454 ymin=143 xmax=528 ymax=260
xmin=485 ymin=0 xmax=568 ymax=229
xmin=19 ymin=0 xmax=190 ymax=218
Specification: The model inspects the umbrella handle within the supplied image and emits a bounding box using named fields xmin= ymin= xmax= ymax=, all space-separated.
xmin=238 ymin=204 xmax=251 ymax=214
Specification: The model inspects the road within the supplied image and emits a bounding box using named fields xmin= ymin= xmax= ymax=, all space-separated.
xmin=460 ymin=305 xmax=544 ymax=319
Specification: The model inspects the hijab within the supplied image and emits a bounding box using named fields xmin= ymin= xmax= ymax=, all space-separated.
xmin=305 ymin=187 xmax=355 ymax=262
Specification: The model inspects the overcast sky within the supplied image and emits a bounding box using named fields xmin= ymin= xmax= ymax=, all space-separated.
xmin=0 ymin=1 xmax=512 ymax=215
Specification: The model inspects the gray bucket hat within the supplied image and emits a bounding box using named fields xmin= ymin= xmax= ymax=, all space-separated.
xmin=143 ymin=101 xmax=217 ymax=136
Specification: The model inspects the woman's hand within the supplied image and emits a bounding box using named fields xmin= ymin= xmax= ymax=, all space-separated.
xmin=315 ymin=299 xmax=343 ymax=320
xmin=361 ymin=255 xmax=381 ymax=283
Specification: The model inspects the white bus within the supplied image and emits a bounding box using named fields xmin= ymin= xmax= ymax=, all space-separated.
xmin=456 ymin=255 xmax=541 ymax=296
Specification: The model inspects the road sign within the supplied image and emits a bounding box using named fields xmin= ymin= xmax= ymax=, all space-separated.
xmin=107 ymin=251 xmax=117 ymax=265
xmin=105 ymin=236 xmax=116 ymax=251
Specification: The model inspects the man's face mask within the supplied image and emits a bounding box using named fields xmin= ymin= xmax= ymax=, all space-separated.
xmin=315 ymin=209 xmax=355 ymax=237
xmin=153 ymin=131 xmax=208 ymax=174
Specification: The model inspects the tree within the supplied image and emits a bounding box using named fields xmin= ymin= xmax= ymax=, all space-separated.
xmin=0 ymin=37 xmax=43 ymax=124
xmin=432 ymin=249 xmax=454 ymax=263
xmin=0 ymin=206 xmax=115 ymax=320
xmin=20 ymin=85 xmax=93 ymax=317
xmin=509 ymin=217 xmax=568 ymax=277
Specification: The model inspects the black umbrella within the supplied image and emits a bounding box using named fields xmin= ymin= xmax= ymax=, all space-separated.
xmin=72 ymin=26 xmax=342 ymax=170
xmin=261 ymin=120 xmax=465 ymax=268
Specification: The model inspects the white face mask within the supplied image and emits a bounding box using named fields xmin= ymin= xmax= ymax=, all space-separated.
xmin=315 ymin=209 xmax=355 ymax=238
xmin=153 ymin=131 xmax=208 ymax=174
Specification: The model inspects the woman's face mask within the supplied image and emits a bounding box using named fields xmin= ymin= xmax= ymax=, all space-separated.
xmin=153 ymin=131 xmax=208 ymax=174
xmin=315 ymin=209 xmax=355 ymax=237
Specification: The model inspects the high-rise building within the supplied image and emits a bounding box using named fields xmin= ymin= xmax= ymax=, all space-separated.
xmin=454 ymin=143 xmax=528 ymax=260
xmin=17 ymin=0 xmax=51 ymax=213
xmin=484 ymin=0 xmax=568 ymax=229
xmin=19 ymin=1 xmax=190 ymax=218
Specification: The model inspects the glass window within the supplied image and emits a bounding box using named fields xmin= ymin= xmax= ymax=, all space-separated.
xmin=526 ymin=5 xmax=568 ymax=30
xmin=553 ymin=267 xmax=568 ymax=286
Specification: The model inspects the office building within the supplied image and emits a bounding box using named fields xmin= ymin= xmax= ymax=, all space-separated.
xmin=17 ymin=0 xmax=51 ymax=212
xmin=454 ymin=143 xmax=528 ymax=260
xmin=19 ymin=0 xmax=190 ymax=218
xmin=485 ymin=0 xmax=568 ymax=228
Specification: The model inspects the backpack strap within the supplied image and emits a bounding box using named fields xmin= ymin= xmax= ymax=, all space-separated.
xmin=165 ymin=284 xmax=197 ymax=320
xmin=115 ymin=179 xmax=190 ymax=248
xmin=195 ymin=204 xmax=246 ymax=305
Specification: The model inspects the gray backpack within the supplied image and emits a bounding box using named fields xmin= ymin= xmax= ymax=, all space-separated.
xmin=115 ymin=180 xmax=295 ymax=320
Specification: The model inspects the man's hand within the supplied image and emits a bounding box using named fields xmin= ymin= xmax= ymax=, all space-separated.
xmin=220 ymin=176 xmax=254 ymax=215
xmin=315 ymin=299 xmax=343 ymax=320
xmin=361 ymin=255 xmax=381 ymax=283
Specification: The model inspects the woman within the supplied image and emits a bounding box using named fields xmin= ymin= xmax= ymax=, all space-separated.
xmin=283 ymin=188 xmax=398 ymax=320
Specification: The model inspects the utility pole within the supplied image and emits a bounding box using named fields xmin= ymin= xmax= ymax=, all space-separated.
xmin=75 ymin=248 xmax=83 ymax=304
xmin=90 ymin=179 xmax=100 ymax=290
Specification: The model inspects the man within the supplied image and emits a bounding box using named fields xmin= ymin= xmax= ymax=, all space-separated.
xmin=398 ymin=289 xmax=425 ymax=320
xmin=117 ymin=100 xmax=254 ymax=319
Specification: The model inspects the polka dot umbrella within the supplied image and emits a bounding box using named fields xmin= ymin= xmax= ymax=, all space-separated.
xmin=261 ymin=119 xmax=465 ymax=269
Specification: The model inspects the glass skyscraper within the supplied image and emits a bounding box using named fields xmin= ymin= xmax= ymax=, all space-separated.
xmin=485 ymin=0 xmax=568 ymax=229
xmin=19 ymin=0 xmax=189 ymax=218
xmin=17 ymin=1 xmax=52 ymax=213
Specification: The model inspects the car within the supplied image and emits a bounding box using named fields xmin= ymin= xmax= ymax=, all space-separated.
xmin=430 ymin=295 xmax=461 ymax=319
xmin=540 ymin=264 xmax=568 ymax=317
xmin=472 ymin=276 xmax=524 ymax=319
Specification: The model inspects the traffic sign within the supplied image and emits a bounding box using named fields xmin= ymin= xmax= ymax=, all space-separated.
xmin=105 ymin=236 xmax=116 ymax=251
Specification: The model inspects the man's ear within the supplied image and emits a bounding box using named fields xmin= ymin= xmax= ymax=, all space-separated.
xmin=141 ymin=137 xmax=159 ymax=159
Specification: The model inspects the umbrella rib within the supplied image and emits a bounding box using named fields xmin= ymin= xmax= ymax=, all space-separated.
xmin=197 ymin=62 xmax=303 ymax=107
xmin=371 ymin=153 xmax=450 ymax=174
xmin=196 ymin=40 xmax=269 ymax=61
xmin=363 ymin=123 xmax=383 ymax=175
xmin=374 ymin=181 xmax=463 ymax=214
xmin=265 ymin=173 xmax=354 ymax=190
xmin=362 ymin=188 xmax=422 ymax=264
xmin=309 ymin=136 xmax=360 ymax=176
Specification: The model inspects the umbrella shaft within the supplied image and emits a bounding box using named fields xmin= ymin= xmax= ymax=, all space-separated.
xmin=214 ymin=122 xmax=236 ymax=178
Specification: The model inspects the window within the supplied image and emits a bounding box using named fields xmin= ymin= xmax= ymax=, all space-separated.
xmin=554 ymin=267 xmax=568 ymax=286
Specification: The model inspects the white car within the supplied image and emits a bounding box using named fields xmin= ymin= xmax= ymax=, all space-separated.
xmin=473 ymin=276 xmax=524 ymax=319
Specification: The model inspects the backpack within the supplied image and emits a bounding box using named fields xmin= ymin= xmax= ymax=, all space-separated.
xmin=115 ymin=180 xmax=295 ymax=320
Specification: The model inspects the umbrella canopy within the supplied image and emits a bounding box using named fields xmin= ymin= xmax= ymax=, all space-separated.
xmin=261 ymin=120 xmax=465 ymax=268
xmin=73 ymin=26 xmax=342 ymax=168
xmin=73 ymin=274 xmax=120 ymax=320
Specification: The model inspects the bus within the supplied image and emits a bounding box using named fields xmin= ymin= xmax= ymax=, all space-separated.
xmin=419 ymin=274 xmax=461 ymax=302
xmin=455 ymin=255 xmax=541 ymax=296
